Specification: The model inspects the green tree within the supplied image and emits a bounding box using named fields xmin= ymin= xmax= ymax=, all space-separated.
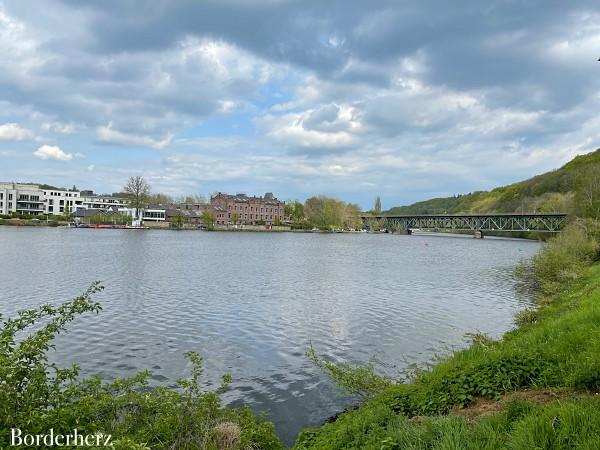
xmin=304 ymin=196 xmax=360 ymax=230
xmin=201 ymin=210 xmax=216 ymax=230
xmin=294 ymin=202 xmax=304 ymax=219
xmin=172 ymin=211 xmax=185 ymax=229
xmin=285 ymin=200 xmax=305 ymax=221
xmin=231 ymin=212 xmax=240 ymax=225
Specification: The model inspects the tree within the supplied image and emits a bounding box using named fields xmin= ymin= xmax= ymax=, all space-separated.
xmin=146 ymin=192 xmax=174 ymax=205
xmin=184 ymin=194 xmax=207 ymax=204
xmin=575 ymin=167 xmax=600 ymax=219
xmin=124 ymin=176 xmax=150 ymax=222
xmin=304 ymin=196 xmax=360 ymax=230
xmin=284 ymin=200 xmax=304 ymax=221
xmin=231 ymin=212 xmax=240 ymax=225
xmin=374 ymin=196 xmax=382 ymax=214
xmin=201 ymin=210 xmax=216 ymax=230
xmin=172 ymin=211 xmax=185 ymax=229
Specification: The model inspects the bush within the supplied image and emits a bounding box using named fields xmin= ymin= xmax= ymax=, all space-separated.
xmin=0 ymin=284 xmax=283 ymax=450
xmin=306 ymin=346 xmax=393 ymax=400
xmin=523 ymin=219 xmax=599 ymax=295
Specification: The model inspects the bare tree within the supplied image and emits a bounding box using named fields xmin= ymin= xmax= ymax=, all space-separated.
xmin=374 ymin=196 xmax=382 ymax=214
xmin=124 ymin=176 xmax=150 ymax=221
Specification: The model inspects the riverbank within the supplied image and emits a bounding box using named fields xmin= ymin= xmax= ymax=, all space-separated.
xmin=294 ymin=220 xmax=600 ymax=449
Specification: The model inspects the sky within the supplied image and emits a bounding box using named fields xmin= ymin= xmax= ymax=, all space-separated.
xmin=1 ymin=0 xmax=599 ymax=209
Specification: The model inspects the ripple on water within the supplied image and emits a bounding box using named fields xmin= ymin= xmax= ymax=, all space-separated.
xmin=0 ymin=228 xmax=539 ymax=445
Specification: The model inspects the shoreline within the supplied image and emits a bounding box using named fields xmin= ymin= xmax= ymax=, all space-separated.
xmin=0 ymin=219 xmax=542 ymax=240
xmin=297 ymin=220 xmax=600 ymax=448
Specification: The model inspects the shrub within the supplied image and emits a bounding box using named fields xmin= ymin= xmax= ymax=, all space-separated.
xmin=524 ymin=219 xmax=599 ymax=294
xmin=306 ymin=345 xmax=393 ymax=400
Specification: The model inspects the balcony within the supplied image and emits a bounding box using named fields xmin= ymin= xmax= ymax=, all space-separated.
xmin=16 ymin=203 xmax=46 ymax=212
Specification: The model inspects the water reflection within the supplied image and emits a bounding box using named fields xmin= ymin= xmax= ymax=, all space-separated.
xmin=0 ymin=227 xmax=538 ymax=444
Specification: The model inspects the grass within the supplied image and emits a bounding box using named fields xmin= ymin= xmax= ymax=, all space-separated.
xmin=296 ymin=396 xmax=600 ymax=449
xmin=295 ymin=222 xmax=600 ymax=449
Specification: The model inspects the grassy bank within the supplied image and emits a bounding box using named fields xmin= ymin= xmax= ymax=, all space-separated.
xmin=295 ymin=220 xmax=600 ymax=449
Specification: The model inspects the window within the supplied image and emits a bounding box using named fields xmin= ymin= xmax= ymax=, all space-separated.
xmin=9 ymin=194 xmax=13 ymax=200
xmin=60 ymin=200 xmax=64 ymax=205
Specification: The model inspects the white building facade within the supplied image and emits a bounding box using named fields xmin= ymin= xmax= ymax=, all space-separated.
xmin=0 ymin=183 xmax=128 ymax=216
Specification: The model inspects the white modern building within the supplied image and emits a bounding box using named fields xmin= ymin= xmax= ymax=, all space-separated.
xmin=0 ymin=183 xmax=129 ymax=216
xmin=78 ymin=195 xmax=128 ymax=210
xmin=142 ymin=207 xmax=166 ymax=221
xmin=0 ymin=183 xmax=46 ymax=215
xmin=43 ymin=186 xmax=81 ymax=215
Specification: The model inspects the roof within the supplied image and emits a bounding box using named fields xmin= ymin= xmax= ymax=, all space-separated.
xmin=74 ymin=206 xmax=121 ymax=217
xmin=212 ymin=192 xmax=283 ymax=205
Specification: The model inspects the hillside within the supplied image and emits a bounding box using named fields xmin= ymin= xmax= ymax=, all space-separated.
xmin=386 ymin=149 xmax=600 ymax=215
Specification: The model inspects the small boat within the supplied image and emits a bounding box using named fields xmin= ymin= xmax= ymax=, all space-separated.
xmin=72 ymin=223 xmax=146 ymax=230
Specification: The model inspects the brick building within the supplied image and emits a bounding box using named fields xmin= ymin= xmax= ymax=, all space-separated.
xmin=210 ymin=192 xmax=284 ymax=225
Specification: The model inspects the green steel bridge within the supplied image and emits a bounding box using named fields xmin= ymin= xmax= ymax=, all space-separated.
xmin=361 ymin=213 xmax=567 ymax=237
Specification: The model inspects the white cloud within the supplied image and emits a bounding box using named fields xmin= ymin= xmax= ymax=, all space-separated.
xmin=41 ymin=121 xmax=76 ymax=134
xmin=258 ymin=104 xmax=362 ymax=149
xmin=96 ymin=124 xmax=173 ymax=149
xmin=87 ymin=164 xmax=95 ymax=171
xmin=0 ymin=122 xmax=34 ymax=140
xmin=33 ymin=144 xmax=73 ymax=161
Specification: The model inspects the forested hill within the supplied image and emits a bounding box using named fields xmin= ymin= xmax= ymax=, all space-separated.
xmin=386 ymin=149 xmax=600 ymax=216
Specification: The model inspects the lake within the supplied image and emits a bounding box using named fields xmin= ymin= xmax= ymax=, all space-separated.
xmin=0 ymin=227 xmax=539 ymax=444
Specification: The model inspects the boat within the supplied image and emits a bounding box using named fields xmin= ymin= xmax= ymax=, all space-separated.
xmin=71 ymin=223 xmax=146 ymax=230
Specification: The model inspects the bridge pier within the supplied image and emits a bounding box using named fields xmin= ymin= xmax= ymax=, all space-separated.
xmin=474 ymin=230 xmax=484 ymax=239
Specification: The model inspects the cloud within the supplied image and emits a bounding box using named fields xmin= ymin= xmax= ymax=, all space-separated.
xmin=258 ymin=103 xmax=362 ymax=151
xmin=41 ymin=121 xmax=76 ymax=134
xmin=96 ymin=124 xmax=173 ymax=149
xmin=2 ymin=1 xmax=600 ymax=207
xmin=33 ymin=144 xmax=73 ymax=161
xmin=0 ymin=123 xmax=34 ymax=140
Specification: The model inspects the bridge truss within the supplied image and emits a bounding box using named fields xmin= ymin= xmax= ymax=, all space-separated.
xmin=362 ymin=213 xmax=567 ymax=233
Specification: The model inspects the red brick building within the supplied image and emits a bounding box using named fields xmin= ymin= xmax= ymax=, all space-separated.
xmin=211 ymin=192 xmax=284 ymax=225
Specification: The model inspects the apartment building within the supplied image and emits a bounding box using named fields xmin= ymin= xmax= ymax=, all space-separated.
xmin=210 ymin=192 xmax=284 ymax=225
xmin=0 ymin=183 xmax=80 ymax=215
xmin=0 ymin=183 xmax=128 ymax=216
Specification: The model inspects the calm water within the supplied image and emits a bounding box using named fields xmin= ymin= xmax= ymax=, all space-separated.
xmin=0 ymin=227 xmax=538 ymax=444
